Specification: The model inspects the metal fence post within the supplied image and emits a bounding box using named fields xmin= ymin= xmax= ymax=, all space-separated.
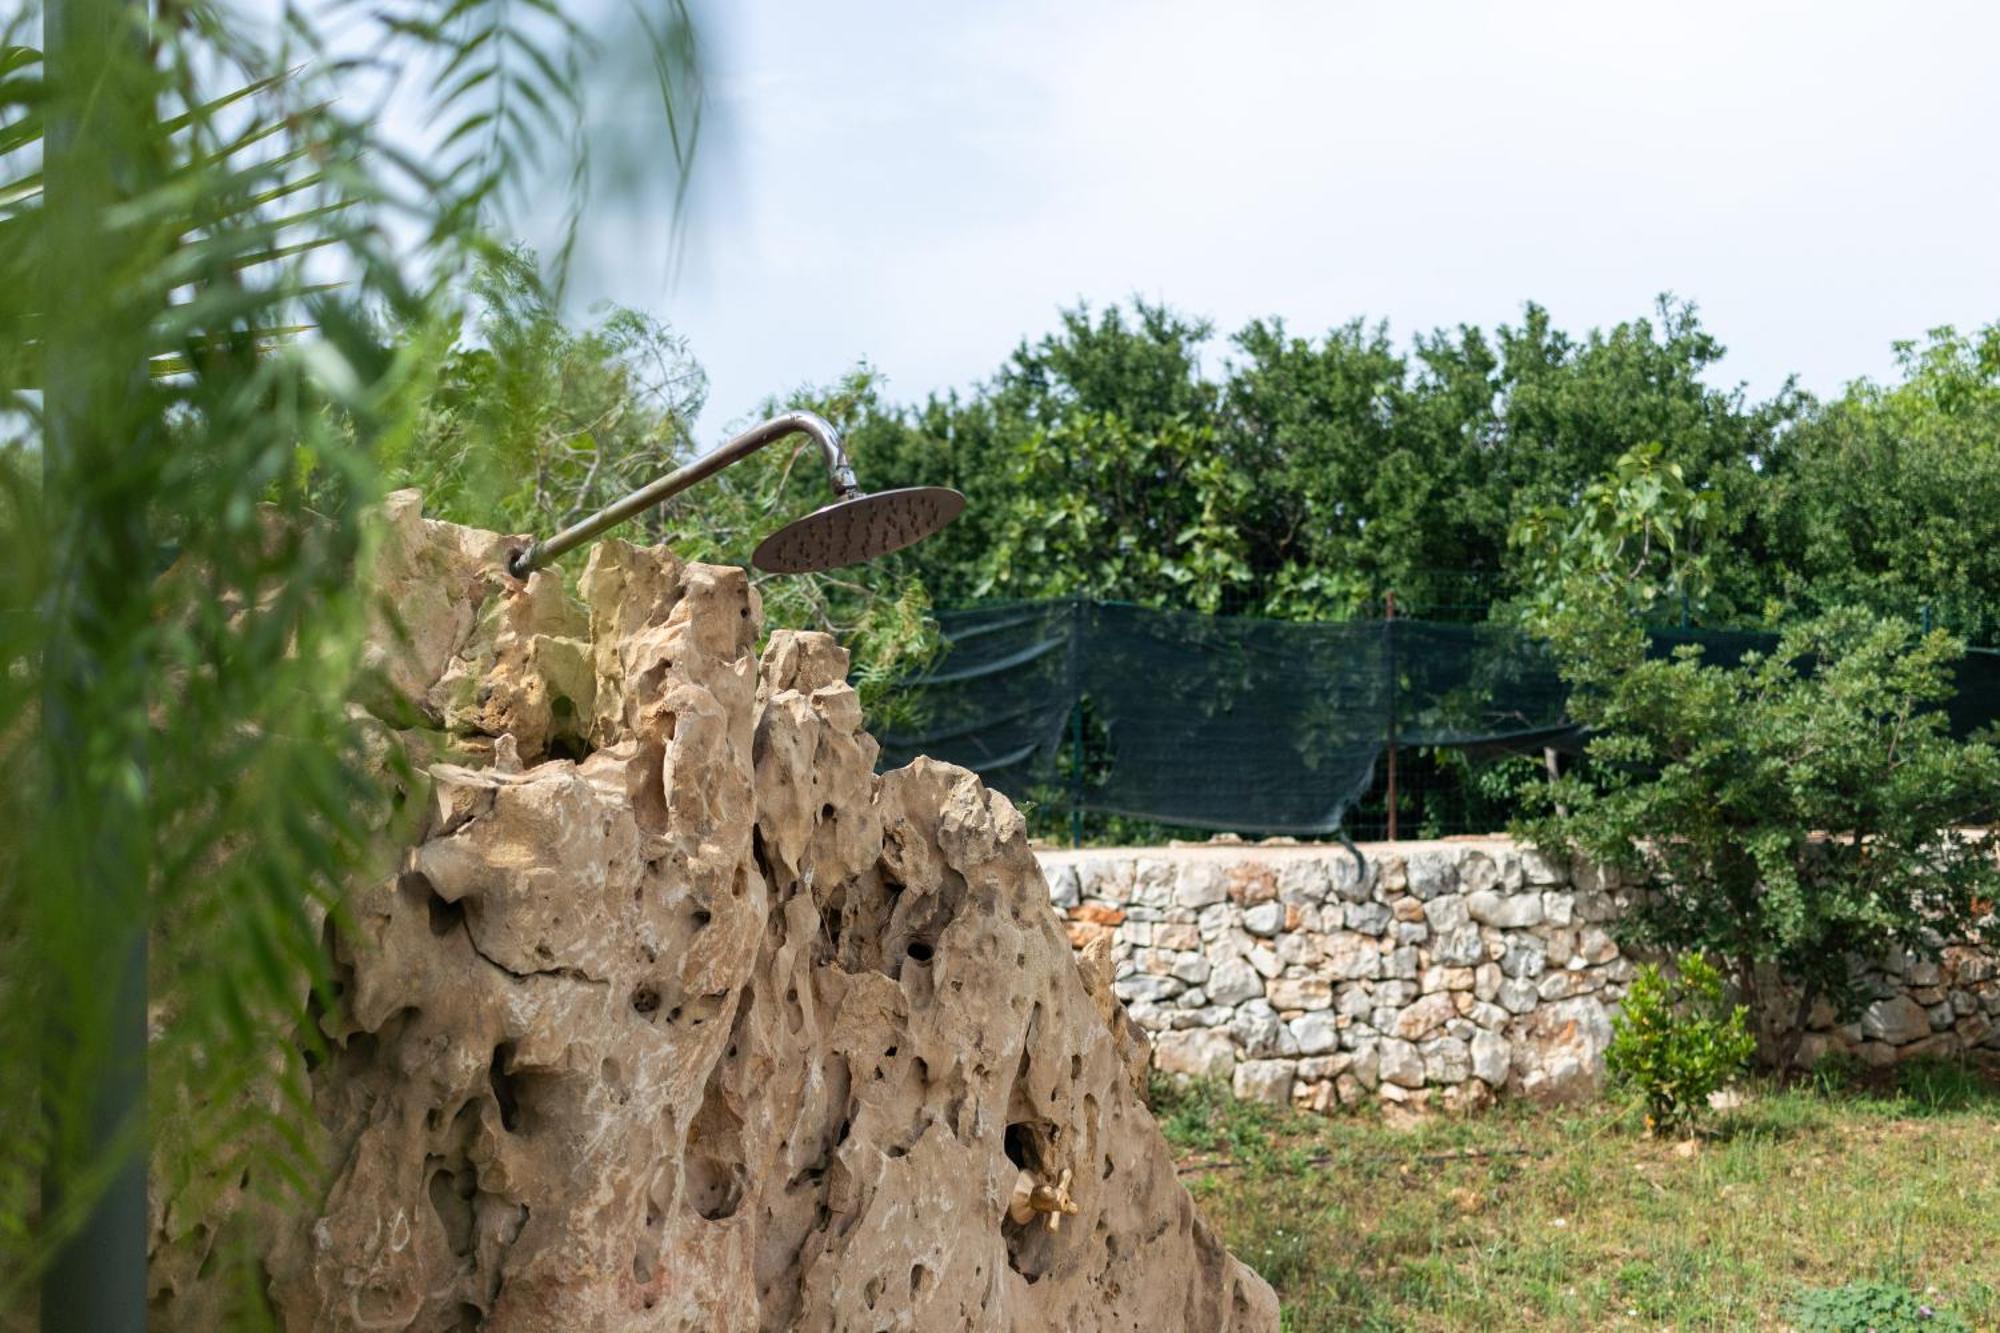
xmin=1069 ymin=596 xmax=1085 ymax=849
xmin=1384 ymin=591 xmax=1398 ymax=842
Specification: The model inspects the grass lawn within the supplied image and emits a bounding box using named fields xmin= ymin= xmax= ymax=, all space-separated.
xmin=1161 ymin=1059 xmax=2000 ymax=1331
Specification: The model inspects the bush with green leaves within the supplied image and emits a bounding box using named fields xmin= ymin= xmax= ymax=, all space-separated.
xmin=1524 ymin=604 xmax=2000 ymax=1067
xmin=1605 ymin=955 xmax=1755 ymax=1133
xmin=1787 ymin=1280 xmax=1971 ymax=1333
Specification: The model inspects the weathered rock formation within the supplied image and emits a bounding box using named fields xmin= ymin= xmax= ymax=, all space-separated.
xmin=152 ymin=492 xmax=1276 ymax=1331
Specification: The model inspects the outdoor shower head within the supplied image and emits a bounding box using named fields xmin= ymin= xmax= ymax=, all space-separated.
xmin=505 ymin=410 xmax=964 ymax=579
xmin=750 ymin=486 xmax=965 ymax=574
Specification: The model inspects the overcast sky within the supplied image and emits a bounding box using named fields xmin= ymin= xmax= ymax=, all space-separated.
xmin=551 ymin=1 xmax=2000 ymax=436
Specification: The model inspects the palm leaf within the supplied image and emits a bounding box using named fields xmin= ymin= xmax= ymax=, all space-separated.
xmin=2 ymin=0 xmax=707 ymax=1309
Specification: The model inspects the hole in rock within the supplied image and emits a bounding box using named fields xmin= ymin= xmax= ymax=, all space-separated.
xmin=686 ymin=1072 xmax=747 ymax=1221
xmin=1002 ymin=1122 xmax=1036 ymax=1172
xmin=633 ymin=743 xmax=670 ymax=832
xmin=681 ymin=990 xmax=730 ymax=1028
xmin=691 ymin=907 xmax=712 ymax=929
xmin=1000 ymin=1115 xmax=1064 ymax=1283
xmin=427 ymin=1164 xmax=475 ymax=1258
xmin=905 ymin=940 xmax=934 ymax=965
xmin=688 ymin=1154 xmax=745 ymax=1221
xmin=423 ymin=885 xmax=464 ymax=939
xmin=488 ymin=1044 xmax=522 ymax=1133
xmin=632 ymin=1241 xmax=657 ymax=1286
xmin=546 ymin=732 xmax=589 ymax=764
xmin=910 ymin=1264 xmax=930 ymax=1296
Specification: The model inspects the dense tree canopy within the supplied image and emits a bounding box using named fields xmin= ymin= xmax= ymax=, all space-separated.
xmin=849 ymin=296 xmax=1997 ymax=645
xmin=417 ymin=285 xmax=2000 ymax=667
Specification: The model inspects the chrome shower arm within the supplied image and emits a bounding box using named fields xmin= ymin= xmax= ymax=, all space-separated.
xmin=507 ymin=410 xmax=860 ymax=578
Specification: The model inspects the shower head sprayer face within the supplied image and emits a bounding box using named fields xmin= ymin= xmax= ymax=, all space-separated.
xmin=750 ymin=486 xmax=965 ymax=574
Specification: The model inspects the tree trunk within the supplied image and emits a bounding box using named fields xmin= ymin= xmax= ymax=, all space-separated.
xmin=1773 ymin=982 xmax=1817 ymax=1073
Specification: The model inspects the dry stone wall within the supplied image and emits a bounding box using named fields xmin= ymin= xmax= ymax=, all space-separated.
xmin=1038 ymin=841 xmax=2000 ymax=1116
xmin=146 ymin=493 xmax=1277 ymax=1333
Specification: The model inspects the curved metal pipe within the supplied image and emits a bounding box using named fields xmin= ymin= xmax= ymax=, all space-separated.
xmin=507 ymin=410 xmax=860 ymax=578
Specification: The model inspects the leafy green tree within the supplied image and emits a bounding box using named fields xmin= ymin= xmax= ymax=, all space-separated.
xmin=1508 ymin=442 xmax=1721 ymax=651
xmin=1222 ymin=317 xmax=1430 ymax=617
xmin=1522 ymin=606 xmax=2000 ymax=1066
xmin=1516 ymin=448 xmax=2000 ymax=1066
xmin=991 ymin=299 xmax=1218 ymax=433
xmin=1761 ymin=323 xmax=2000 ymax=639
xmin=976 ymin=411 xmax=1255 ymax=613
xmin=892 ymin=293 xmax=1789 ymax=626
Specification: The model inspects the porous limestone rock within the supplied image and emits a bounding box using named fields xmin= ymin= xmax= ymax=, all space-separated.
xmin=150 ymin=495 xmax=1277 ymax=1333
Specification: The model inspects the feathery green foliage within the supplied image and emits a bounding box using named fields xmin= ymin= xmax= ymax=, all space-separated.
xmin=0 ymin=0 xmax=703 ymax=1313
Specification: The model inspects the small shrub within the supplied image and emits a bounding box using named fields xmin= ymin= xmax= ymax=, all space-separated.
xmin=1605 ymin=954 xmax=1755 ymax=1134
xmin=1808 ymin=1048 xmax=1863 ymax=1098
xmin=1788 ymin=1280 xmax=1970 ymax=1332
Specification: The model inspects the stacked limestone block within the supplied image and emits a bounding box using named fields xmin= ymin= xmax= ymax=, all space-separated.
xmin=1793 ymin=942 xmax=1998 ymax=1068
xmin=1039 ymin=842 xmax=2000 ymax=1116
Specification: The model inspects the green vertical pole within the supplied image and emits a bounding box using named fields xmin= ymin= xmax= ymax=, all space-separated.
xmin=40 ymin=0 xmax=152 ymax=1328
xmin=1068 ymin=596 xmax=1084 ymax=849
